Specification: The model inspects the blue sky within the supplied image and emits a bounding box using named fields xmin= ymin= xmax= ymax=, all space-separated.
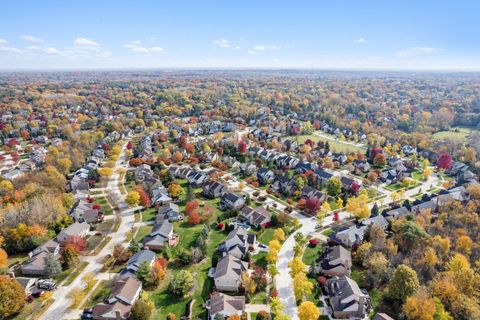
xmin=0 ymin=0 xmax=479 ymax=70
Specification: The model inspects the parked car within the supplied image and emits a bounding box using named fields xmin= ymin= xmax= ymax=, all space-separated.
xmin=37 ymin=279 xmax=57 ymax=290
xmin=83 ymin=308 xmax=93 ymax=314
xmin=81 ymin=313 xmax=93 ymax=320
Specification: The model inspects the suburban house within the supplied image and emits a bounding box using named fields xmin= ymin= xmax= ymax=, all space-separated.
xmin=120 ymin=250 xmax=156 ymax=278
xmin=157 ymin=203 xmax=183 ymax=222
xmin=220 ymin=227 xmax=257 ymax=259
xmin=92 ymin=276 xmax=142 ymax=320
xmin=239 ymin=206 xmax=272 ymax=228
xmin=325 ymin=275 xmax=370 ymax=319
xmin=256 ymin=167 xmax=275 ymax=185
xmin=186 ymin=171 xmax=210 ymax=187
xmin=20 ymin=239 xmax=60 ymax=276
xmin=202 ymin=181 xmax=227 ymax=199
xmin=352 ymin=159 xmax=371 ymax=174
xmin=315 ymin=169 xmax=333 ymax=186
xmin=151 ymin=186 xmax=172 ymax=206
xmin=271 ymin=176 xmax=297 ymax=195
xmin=332 ymin=225 xmax=368 ymax=248
xmin=372 ymin=313 xmax=395 ymax=320
xmin=206 ymin=292 xmax=245 ymax=320
xmin=212 ymin=254 xmax=248 ymax=292
xmin=315 ymin=245 xmax=352 ymax=277
xmin=142 ymin=220 xmax=179 ymax=251
xmin=134 ymin=164 xmax=154 ymax=182
xmin=220 ymin=193 xmax=245 ymax=210
xmin=15 ymin=277 xmax=37 ymax=295
xmin=56 ymin=222 xmax=90 ymax=244
xmin=69 ymin=199 xmax=103 ymax=224
xmin=301 ymin=186 xmax=326 ymax=203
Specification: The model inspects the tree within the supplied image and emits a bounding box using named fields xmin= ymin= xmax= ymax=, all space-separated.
xmin=170 ymin=270 xmax=194 ymax=296
xmin=241 ymin=271 xmax=257 ymax=296
xmin=129 ymin=239 xmax=141 ymax=253
xmin=130 ymin=297 xmax=154 ymax=320
xmin=98 ymin=167 xmax=114 ymax=177
xmin=0 ymin=249 xmax=7 ymax=269
xmin=274 ymin=228 xmax=285 ymax=242
xmin=135 ymin=186 xmax=151 ymax=208
xmin=326 ymin=177 xmax=342 ymax=196
xmin=256 ymin=310 xmax=270 ymax=320
xmin=126 ymin=191 xmax=140 ymax=207
xmin=168 ymin=182 xmax=185 ymax=199
xmin=238 ymin=141 xmax=247 ymax=154
xmin=62 ymin=244 xmax=79 ymax=268
xmin=346 ymin=192 xmax=370 ymax=220
xmin=172 ymin=151 xmax=183 ymax=163
xmin=437 ymin=153 xmax=452 ymax=170
xmin=298 ymin=301 xmax=320 ymax=320
xmin=373 ymin=153 xmax=387 ymax=167
xmin=403 ymin=289 xmax=436 ymax=320
xmin=289 ymin=257 xmax=306 ymax=277
xmin=388 ymin=264 xmax=419 ymax=302
xmin=293 ymin=272 xmax=313 ymax=301
xmin=188 ymin=210 xmax=200 ymax=225
xmin=0 ymin=180 xmax=13 ymax=195
xmin=305 ymin=197 xmax=321 ymax=215
xmin=0 ymin=275 xmax=25 ymax=318
xmin=136 ymin=261 xmax=152 ymax=286
xmin=45 ymin=252 xmax=62 ymax=277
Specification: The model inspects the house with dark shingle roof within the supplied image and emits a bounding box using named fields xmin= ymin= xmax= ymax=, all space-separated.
xmin=326 ymin=275 xmax=370 ymax=319
xmin=206 ymin=292 xmax=245 ymax=320
xmin=92 ymin=276 xmax=142 ymax=320
xmin=239 ymin=206 xmax=272 ymax=228
xmin=220 ymin=227 xmax=257 ymax=259
xmin=315 ymin=245 xmax=352 ymax=277
xmin=142 ymin=220 xmax=179 ymax=251
xmin=120 ymin=250 xmax=156 ymax=278
xmin=202 ymin=181 xmax=227 ymax=199
xmin=220 ymin=193 xmax=245 ymax=210
xmin=212 ymin=254 xmax=248 ymax=292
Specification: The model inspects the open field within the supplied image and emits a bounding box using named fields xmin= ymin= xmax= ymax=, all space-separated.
xmin=294 ymin=133 xmax=364 ymax=154
xmin=432 ymin=127 xmax=474 ymax=141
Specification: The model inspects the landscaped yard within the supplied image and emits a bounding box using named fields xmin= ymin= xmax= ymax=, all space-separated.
xmin=94 ymin=196 xmax=113 ymax=215
xmin=257 ymin=228 xmax=275 ymax=244
xmin=83 ymin=280 xmax=112 ymax=308
xmin=303 ymin=243 xmax=323 ymax=266
xmin=294 ymin=133 xmax=364 ymax=154
xmin=134 ymin=225 xmax=153 ymax=242
xmin=141 ymin=207 xmax=157 ymax=222
xmin=432 ymin=127 xmax=473 ymax=141
xmin=7 ymin=252 xmax=29 ymax=267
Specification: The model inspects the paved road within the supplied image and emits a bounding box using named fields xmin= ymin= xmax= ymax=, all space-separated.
xmin=40 ymin=139 xmax=140 ymax=320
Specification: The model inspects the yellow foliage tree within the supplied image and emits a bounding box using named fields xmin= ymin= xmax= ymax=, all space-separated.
xmin=288 ymin=257 xmax=306 ymax=277
xmin=298 ymin=301 xmax=320 ymax=320
xmin=274 ymin=228 xmax=285 ymax=242
xmin=346 ymin=192 xmax=370 ymax=220
xmin=403 ymin=290 xmax=436 ymax=320
xmin=293 ymin=272 xmax=313 ymax=301
xmin=126 ymin=191 xmax=140 ymax=207
xmin=99 ymin=167 xmax=114 ymax=177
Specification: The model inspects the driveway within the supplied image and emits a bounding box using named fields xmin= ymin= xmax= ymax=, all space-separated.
xmin=40 ymin=139 xmax=140 ymax=320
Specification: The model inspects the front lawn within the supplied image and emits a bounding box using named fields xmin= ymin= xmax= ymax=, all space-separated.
xmin=135 ymin=225 xmax=153 ymax=242
xmin=303 ymin=243 xmax=323 ymax=266
xmin=257 ymin=228 xmax=275 ymax=244
xmin=83 ymin=280 xmax=112 ymax=308
xmin=141 ymin=207 xmax=157 ymax=222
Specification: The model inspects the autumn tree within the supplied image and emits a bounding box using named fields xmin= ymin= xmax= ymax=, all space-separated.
xmin=298 ymin=301 xmax=320 ymax=320
xmin=293 ymin=272 xmax=313 ymax=301
xmin=388 ymin=264 xmax=419 ymax=302
xmin=437 ymin=153 xmax=452 ymax=170
xmin=98 ymin=167 xmax=114 ymax=177
xmin=172 ymin=151 xmax=183 ymax=163
xmin=126 ymin=191 xmax=140 ymax=207
xmin=0 ymin=275 xmax=25 ymax=319
xmin=274 ymin=228 xmax=285 ymax=242
xmin=168 ymin=182 xmax=185 ymax=199
xmin=346 ymin=191 xmax=370 ymax=220
xmin=403 ymin=289 xmax=437 ymax=320
xmin=326 ymin=177 xmax=342 ymax=196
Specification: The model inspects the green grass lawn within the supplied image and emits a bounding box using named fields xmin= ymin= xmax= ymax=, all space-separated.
xmin=91 ymin=236 xmax=112 ymax=256
xmin=7 ymin=252 xmax=29 ymax=267
xmin=432 ymin=127 xmax=472 ymax=141
xmin=63 ymin=261 xmax=89 ymax=286
xmin=135 ymin=225 xmax=153 ymax=242
xmin=257 ymin=228 xmax=275 ymax=244
xmin=303 ymin=244 xmax=323 ymax=266
xmin=250 ymin=290 xmax=267 ymax=304
xmin=294 ymin=133 xmax=364 ymax=153
xmin=94 ymin=197 xmax=113 ymax=215
xmin=141 ymin=207 xmax=157 ymax=222
xmin=83 ymin=280 xmax=112 ymax=308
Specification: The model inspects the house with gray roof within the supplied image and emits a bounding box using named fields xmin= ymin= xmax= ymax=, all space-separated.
xmin=20 ymin=239 xmax=60 ymax=276
xmin=315 ymin=245 xmax=352 ymax=277
xmin=220 ymin=227 xmax=257 ymax=259
xmin=142 ymin=220 xmax=178 ymax=251
xmin=220 ymin=192 xmax=245 ymax=210
xmin=56 ymin=221 xmax=90 ymax=243
xmin=239 ymin=206 xmax=272 ymax=228
xmin=92 ymin=276 xmax=142 ymax=320
xmin=120 ymin=250 xmax=156 ymax=278
xmin=206 ymin=292 xmax=245 ymax=320
xmin=326 ymin=275 xmax=370 ymax=319
xmin=212 ymin=254 xmax=248 ymax=292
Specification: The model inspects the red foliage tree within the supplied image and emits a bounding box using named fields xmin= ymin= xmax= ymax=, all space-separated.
xmin=333 ymin=211 xmax=340 ymax=222
xmin=65 ymin=235 xmax=87 ymax=251
xmin=129 ymin=158 xmax=143 ymax=167
xmin=238 ymin=141 xmax=247 ymax=154
xmin=351 ymin=181 xmax=360 ymax=194
xmin=185 ymin=200 xmax=198 ymax=215
xmin=7 ymin=138 xmax=18 ymax=147
xmin=304 ymin=139 xmax=314 ymax=147
xmin=305 ymin=197 xmax=321 ymax=214
xmin=317 ymin=276 xmax=327 ymax=285
xmin=92 ymin=204 xmax=100 ymax=210
xmin=188 ymin=210 xmax=200 ymax=225
xmin=437 ymin=153 xmax=453 ymax=170
xmin=184 ymin=143 xmax=195 ymax=154
xmin=126 ymin=142 xmax=133 ymax=149
xmin=156 ymin=256 xmax=168 ymax=269
xmin=135 ymin=185 xmax=152 ymax=208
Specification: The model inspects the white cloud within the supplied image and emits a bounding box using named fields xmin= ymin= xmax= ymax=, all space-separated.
xmin=74 ymin=37 xmax=99 ymax=46
xmin=253 ymin=44 xmax=279 ymax=51
xmin=214 ymin=38 xmax=231 ymax=48
xmin=355 ymin=38 xmax=367 ymax=43
xmin=397 ymin=47 xmax=441 ymax=58
xmin=0 ymin=46 xmax=22 ymax=53
xmin=124 ymin=41 xmax=163 ymax=54
xmin=26 ymin=46 xmax=63 ymax=55
xmin=0 ymin=38 xmax=9 ymax=44
xmin=21 ymin=35 xmax=45 ymax=43
xmin=247 ymin=50 xmax=256 ymax=55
